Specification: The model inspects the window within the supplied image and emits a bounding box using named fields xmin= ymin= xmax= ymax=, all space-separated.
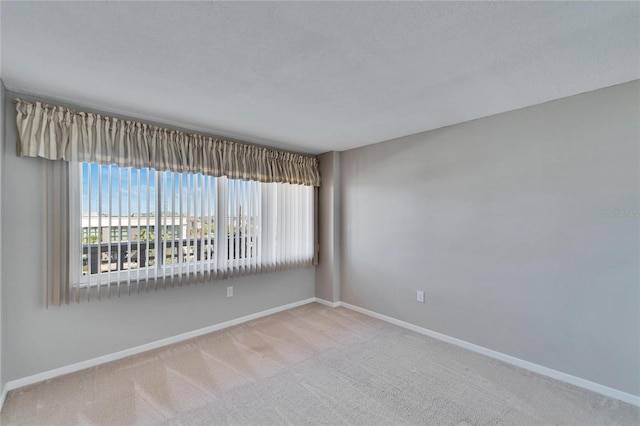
xmin=70 ymin=162 xmax=314 ymax=289
xmin=14 ymin=97 xmax=320 ymax=305
xmin=82 ymin=227 xmax=100 ymax=244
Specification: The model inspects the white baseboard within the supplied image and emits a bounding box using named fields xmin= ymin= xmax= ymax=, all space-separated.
xmin=0 ymin=297 xmax=317 ymax=411
xmin=0 ymin=385 xmax=8 ymax=413
xmin=339 ymin=301 xmax=640 ymax=407
xmin=313 ymin=297 xmax=340 ymax=308
xmin=3 ymin=297 xmax=637 ymax=411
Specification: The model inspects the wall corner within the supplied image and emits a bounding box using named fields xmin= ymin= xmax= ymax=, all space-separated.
xmin=315 ymin=151 xmax=341 ymax=303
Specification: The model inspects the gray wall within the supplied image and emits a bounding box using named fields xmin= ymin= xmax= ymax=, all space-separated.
xmin=315 ymin=151 xmax=341 ymax=302
xmin=0 ymin=80 xmax=5 ymax=392
xmin=1 ymin=90 xmax=314 ymax=383
xmin=340 ymin=81 xmax=640 ymax=396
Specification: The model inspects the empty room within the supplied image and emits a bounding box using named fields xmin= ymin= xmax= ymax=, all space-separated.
xmin=0 ymin=1 xmax=639 ymax=425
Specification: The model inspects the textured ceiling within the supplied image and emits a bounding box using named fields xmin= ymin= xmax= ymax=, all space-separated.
xmin=1 ymin=2 xmax=638 ymax=154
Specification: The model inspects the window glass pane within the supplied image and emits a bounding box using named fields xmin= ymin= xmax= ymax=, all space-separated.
xmin=74 ymin=162 xmax=313 ymax=287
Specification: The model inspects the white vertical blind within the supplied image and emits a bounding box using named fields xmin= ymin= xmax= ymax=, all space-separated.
xmin=71 ymin=163 xmax=314 ymax=299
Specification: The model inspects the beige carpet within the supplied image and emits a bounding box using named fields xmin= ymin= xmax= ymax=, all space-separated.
xmin=1 ymin=302 xmax=638 ymax=425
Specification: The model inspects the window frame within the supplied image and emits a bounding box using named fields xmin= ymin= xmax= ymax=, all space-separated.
xmin=69 ymin=162 xmax=314 ymax=289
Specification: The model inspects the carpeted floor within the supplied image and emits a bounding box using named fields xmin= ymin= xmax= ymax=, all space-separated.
xmin=1 ymin=302 xmax=639 ymax=425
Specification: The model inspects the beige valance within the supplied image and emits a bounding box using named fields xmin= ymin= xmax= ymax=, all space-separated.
xmin=14 ymin=98 xmax=320 ymax=186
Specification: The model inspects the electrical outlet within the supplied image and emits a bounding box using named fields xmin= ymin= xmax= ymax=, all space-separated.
xmin=417 ymin=290 xmax=425 ymax=303
xmin=227 ymin=286 xmax=233 ymax=298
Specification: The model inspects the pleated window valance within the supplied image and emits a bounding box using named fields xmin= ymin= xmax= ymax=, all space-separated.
xmin=14 ymin=98 xmax=320 ymax=187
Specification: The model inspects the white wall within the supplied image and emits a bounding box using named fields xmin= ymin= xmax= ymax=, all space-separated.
xmin=340 ymin=81 xmax=640 ymax=396
xmin=1 ymin=90 xmax=315 ymax=383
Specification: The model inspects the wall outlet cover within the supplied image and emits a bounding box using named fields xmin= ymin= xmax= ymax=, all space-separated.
xmin=417 ymin=290 xmax=425 ymax=302
xmin=227 ymin=286 xmax=233 ymax=297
